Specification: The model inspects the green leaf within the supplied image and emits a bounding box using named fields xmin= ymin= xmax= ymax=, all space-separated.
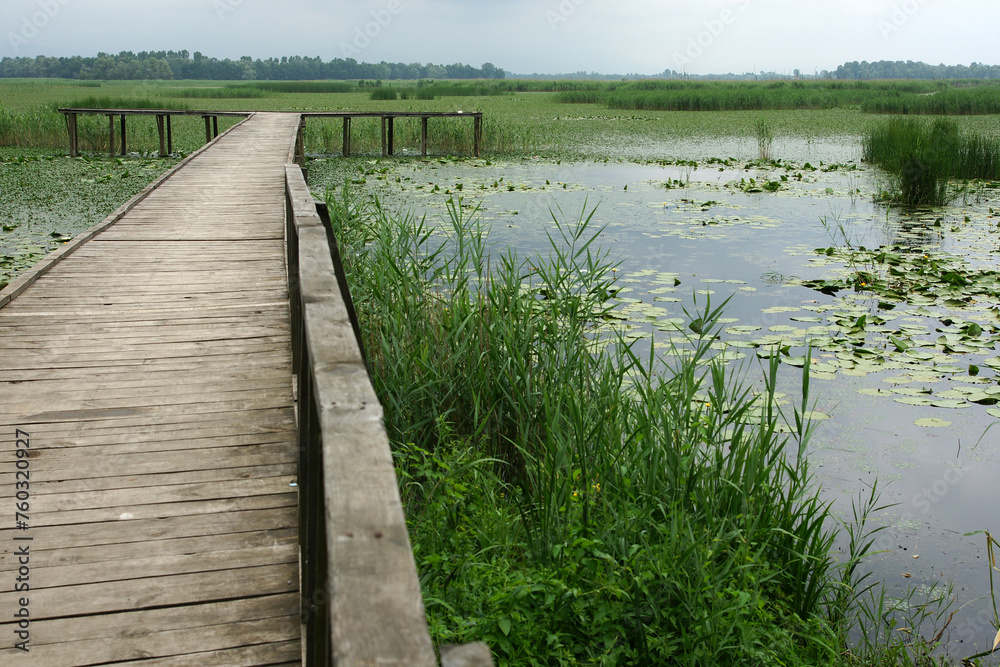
xmin=889 ymin=336 xmax=912 ymax=352
xmin=915 ymin=417 xmax=952 ymax=427
xmin=498 ymin=617 xmax=512 ymax=636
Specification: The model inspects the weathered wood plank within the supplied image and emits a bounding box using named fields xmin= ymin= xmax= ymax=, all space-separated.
xmin=0 ymin=113 xmax=305 ymax=665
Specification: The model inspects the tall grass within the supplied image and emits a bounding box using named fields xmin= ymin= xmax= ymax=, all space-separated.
xmin=250 ymin=81 xmax=356 ymax=93
xmin=754 ymin=119 xmax=774 ymax=161
xmin=163 ymin=86 xmax=270 ymax=99
xmin=324 ymin=184 xmax=889 ymax=665
xmin=369 ymin=87 xmax=399 ymax=101
xmin=863 ymin=117 xmax=1000 ymax=205
xmin=861 ymin=85 xmax=1000 ymax=115
xmin=555 ymin=79 xmax=1000 ymax=115
xmin=61 ymin=95 xmax=189 ymax=110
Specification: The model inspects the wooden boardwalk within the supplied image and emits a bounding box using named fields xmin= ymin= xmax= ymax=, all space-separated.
xmin=0 ymin=113 xmax=305 ymax=665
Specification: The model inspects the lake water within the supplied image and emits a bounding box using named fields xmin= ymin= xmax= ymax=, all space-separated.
xmin=311 ymin=145 xmax=1000 ymax=659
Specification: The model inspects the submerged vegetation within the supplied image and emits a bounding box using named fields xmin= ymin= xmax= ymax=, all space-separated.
xmin=322 ymin=183 xmax=977 ymax=665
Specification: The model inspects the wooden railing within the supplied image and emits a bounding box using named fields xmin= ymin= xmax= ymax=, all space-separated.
xmin=300 ymin=111 xmax=483 ymax=157
xmin=288 ymin=161 xmax=495 ymax=666
xmin=58 ymin=108 xmax=251 ymax=157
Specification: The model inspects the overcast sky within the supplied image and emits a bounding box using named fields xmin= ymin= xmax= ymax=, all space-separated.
xmin=3 ymin=0 xmax=997 ymax=76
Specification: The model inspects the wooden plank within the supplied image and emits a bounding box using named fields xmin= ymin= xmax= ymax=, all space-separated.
xmin=19 ymin=527 xmax=298 ymax=569
xmin=9 ymin=595 xmax=298 ymax=645
xmin=0 ymin=406 xmax=295 ymax=432
xmin=0 ymin=470 xmax=296 ymax=504
xmin=27 ymin=537 xmax=297 ymax=588
xmin=0 ymin=506 xmax=296 ymax=551
xmin=0 ymin=113 xmax=314 ymax=665
xmin=24 ymin=493 xmax=297 ymax=531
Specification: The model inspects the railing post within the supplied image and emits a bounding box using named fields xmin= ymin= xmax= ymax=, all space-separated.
xmin=387 ymin=116 xmax=395 ymax=156
xmin=156 ymin=115 xmax=166 ymax=158
xmin=166 ymin=114 xmax=173 ymax=155
xmin=119 ymin=114 xmax=127 ymax=156
xmin=342 ymin=116 xmax=351 ymax=157
xmin=65 ymin=112 xmax=78 ymax=157
xmin=474 ymin=114 xmax=482 ymax=158
xmin=107 ymin=114 xmax=115 ymax=157
xmin=381 ymin=116 xmax=388 ymax=157
xmin=421 ymin=116 xmax=428 ymax=156
xmin=204 ymin=115 xmax=212 ymax=144
xmin=212 ymin=115 xmax=219 ymax=138
xmin=296 ymin=118 xmax=306 ymax=168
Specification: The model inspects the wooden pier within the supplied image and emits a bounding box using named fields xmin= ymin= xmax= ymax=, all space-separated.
xmin=1 ymin=112 xmax=485 ymax=665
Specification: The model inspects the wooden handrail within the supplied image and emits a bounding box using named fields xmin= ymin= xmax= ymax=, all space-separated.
xmin=60 ymin=108 xmax=483 ymax=158
xmin=285 ymin=164 xmax=440 ymax=666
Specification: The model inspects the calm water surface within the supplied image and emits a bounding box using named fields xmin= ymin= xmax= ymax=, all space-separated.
xmin=313 ymin=144 xmax=1000 ymax=659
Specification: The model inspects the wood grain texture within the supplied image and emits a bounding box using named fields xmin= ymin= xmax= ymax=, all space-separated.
xmin=0 ymin=113 xmax=304 ymax=665
xmin=288 ymin=165 xmax=438 ymax=666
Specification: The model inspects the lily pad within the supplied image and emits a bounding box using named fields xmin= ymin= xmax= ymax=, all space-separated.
xmin=914 ymin=417 xmax=952 ymax=428
xmin=894 ymin=396 xmax=935 ymax=406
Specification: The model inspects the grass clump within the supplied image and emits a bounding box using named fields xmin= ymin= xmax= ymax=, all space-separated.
xmin=250 ymin=81 xmax=356 ymax=93
xmin=324 ymin=183 xmax=887 ymax=666
xmin=60 ymin=95 xmax=188 ymax=110
xmin=164 ymin=86 xmax=270 ymax=99
xmin=369 ymin=87 xmax=399 ymax=101
xmin=754 ymin=119 xmax=774 ymax=162
xmin=863 ymin=117 xmax=1000 ymax=206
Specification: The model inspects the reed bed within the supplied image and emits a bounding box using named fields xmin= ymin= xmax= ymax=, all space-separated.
xmin=556 ymin=79 xmax=1000 ymax=115
xmin=863 ymin=117 xmax=1000 ymax=205
xmin=322 ymin=184 xmax=898 ymax=666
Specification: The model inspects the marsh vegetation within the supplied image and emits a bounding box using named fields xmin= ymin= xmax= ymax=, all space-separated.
xmin=5 ymin=77 xmax=1000 ymax=664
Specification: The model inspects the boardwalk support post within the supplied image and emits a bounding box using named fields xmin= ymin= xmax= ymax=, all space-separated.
xmin=156 ymin=115 xmax=166 ymax=158
xmin=65 ymin=112 xmax=79 ymax=157
xmin=474 ymin=114 xmax=482 ymax=158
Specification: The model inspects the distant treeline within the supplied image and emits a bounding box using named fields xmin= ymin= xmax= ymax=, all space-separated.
xmin=834 ymin=60 xmax=1000 ymax=80
xmin=0 ymin=51 xmax=506 ymax=81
